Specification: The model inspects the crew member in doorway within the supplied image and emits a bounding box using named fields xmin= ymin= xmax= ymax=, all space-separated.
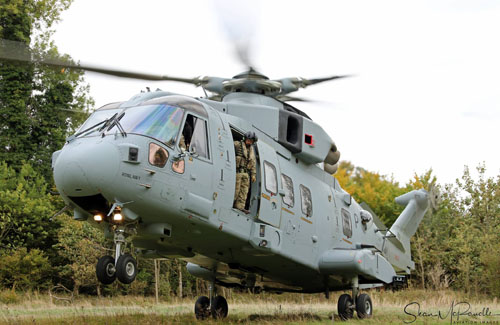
xmin=233 ymin=131 xmax=257 ymax=213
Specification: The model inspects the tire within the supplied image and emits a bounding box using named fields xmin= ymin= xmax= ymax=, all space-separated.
xmin=194 ymin=296 xmax=210 ymax=320
xmin=338 ymin=293 xmax=354 ymax=320
xmin=211 ymin=295 xmax=228 ymax=319
xmin=96 ymin=255 xmax=116 ymax=285
xmin=356 ymin=293 xmax=373 ymax=319
xmin=116 ymin=254 xmax=137 ymax=284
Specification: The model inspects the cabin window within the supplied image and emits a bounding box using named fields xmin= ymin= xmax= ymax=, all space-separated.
xmin=148 ymin=143 xmax=168 ymax=168
xmin=180 ymin=114 xmax=209 ymax=159
xmin=341 ymin=208 xmax=352 ymax=238
xmin=281 ymin=174 xmax=294 ymax=207
xmin=264 ymin=161 xmax=277 ymax=194
xmin=300 ymin=185 xmax=312 ymax=217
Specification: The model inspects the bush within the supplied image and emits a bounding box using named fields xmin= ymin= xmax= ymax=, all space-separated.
xmin=0 ymin=289 xmax=20 ymax=304
xmin=0 ymin=247 xmax=52 ymax=291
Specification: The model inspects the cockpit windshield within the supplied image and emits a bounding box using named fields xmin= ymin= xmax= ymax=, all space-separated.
xmin=109 ymin=104 xmax=184 ymax=147
xmin=77 ymin=108 xmax=122 ymax=135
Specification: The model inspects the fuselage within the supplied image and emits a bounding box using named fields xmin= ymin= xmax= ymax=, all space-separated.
xmin=53 ymin=91 xmax=412 ymax=293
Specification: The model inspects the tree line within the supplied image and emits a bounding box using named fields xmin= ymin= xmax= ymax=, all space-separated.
xmin=336 ymin=161 xmax=500 ymax=297
xmin=1 ymin=0 xmax=498 ymax=300
xmin=0 ymin=0 xmax=214 ymax=300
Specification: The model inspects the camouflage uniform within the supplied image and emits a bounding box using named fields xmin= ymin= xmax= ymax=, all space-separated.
xmin=233 ymin=140 xmax=257 ymax=210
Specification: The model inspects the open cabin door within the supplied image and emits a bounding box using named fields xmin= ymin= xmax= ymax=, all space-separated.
xmin=256 ymin=141 xmax=282 ymax=228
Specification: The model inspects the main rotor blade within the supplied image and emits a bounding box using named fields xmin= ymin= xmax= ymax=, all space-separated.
xmin=304 ymin=74 xmax=352 ymax=86
xmin=276 ymin=95 xmax=312 ymax=102
xmin=276 ymin=74 xmax=353 ymax=96
xmin=0 ymin=38 xmax=200 ymax=84
xmin=56 ymin=108 xmax=90 ymax=114
xmin=213 ymin=0 xmax=259 ymax=69
xmin=56 ymin=61 xmax=199 ymax=83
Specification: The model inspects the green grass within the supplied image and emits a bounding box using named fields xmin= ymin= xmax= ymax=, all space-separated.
xmin=1 ymin=289 xmax=499 ymax=324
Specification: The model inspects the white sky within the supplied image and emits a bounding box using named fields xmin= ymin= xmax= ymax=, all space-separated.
xmin=53 ymin=0 xmax=500 ymax=185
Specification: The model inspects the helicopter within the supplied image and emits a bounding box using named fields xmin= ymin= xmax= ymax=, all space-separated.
xmin=0 ymin=37 xmax=430 ymax=320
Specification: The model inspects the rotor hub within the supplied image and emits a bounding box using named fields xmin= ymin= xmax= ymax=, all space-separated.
xmin=232 ymin=67 xmax=269 ymax=80
xmin=222 ymin=78 xmax=281 ymax=95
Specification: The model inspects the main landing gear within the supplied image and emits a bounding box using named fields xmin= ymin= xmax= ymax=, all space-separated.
xmin=96 ymin=229 xmax=138 ymax=285
xmin=337 ymin=276 xmax=373 ymax=320
xmin=194 ymin=279 xmax=228 ymax=319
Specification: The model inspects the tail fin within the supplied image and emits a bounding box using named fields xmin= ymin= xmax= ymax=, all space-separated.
xmin=390 ymin=189 xmax=429 ymax=253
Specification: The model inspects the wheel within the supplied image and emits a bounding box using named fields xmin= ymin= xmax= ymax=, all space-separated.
xmin=116 ymin=254 xmax=137 ymax=284
xmin=211 ymin=295 xmax=228 ymax=319
xmin=194 ymin=296 xmax=210 ymax=320
xmin=96 ymin=255 xmax=116 ymax=285
xmin=338 ymin=293 xmax=354 ymax=320
xmin=356 ymin=293 xmax=373 ymax=319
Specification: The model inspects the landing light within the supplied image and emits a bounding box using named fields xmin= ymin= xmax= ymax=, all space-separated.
xmin=113 ymin=213 xmax=123 ymax=222
xmin=94 ymin=214 xmax=103 ymax=222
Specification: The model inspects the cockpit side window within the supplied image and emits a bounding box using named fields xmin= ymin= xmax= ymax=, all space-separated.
xmin=180 ymin=114 xmax=209 ymax=159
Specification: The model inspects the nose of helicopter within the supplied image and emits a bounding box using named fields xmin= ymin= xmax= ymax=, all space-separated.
xmin=53 ymin=140 xmax=120 ymax=197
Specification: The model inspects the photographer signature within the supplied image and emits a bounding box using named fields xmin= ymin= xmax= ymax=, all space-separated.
xmin=404 ymin=301 xmax=500 ymax=324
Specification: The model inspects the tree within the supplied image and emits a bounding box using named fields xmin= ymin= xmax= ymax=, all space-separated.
xmin=0 ymin=162 xmax=57 ymax=251
xmin=452 ymin=164 xmax=500 ymax=295
xmin=0 ymin=0 xmax=92 ymax=181
xmin=54 ymin=213 xmax=107 ymax=294
xmin=0 ymin=247 xmax=52 ymax=290
xmin=335 ymin=161 xmax=406 ymax=226
xmin=410 ymin=164 xmax=500 ymax=296
xmin=0 ymin=0 xmax=93 ymax=291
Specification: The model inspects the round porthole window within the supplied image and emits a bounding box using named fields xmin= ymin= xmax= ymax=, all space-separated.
xmin=149 ymin=143 xmax=168 ymax=168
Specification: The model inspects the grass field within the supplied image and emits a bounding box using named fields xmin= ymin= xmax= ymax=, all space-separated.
xmin=1 ymin=289 xmax=499 ymax=324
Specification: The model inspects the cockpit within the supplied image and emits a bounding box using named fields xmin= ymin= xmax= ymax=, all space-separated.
xmin=109 ymin=104 xmax=184 ymax=147
xmin=75 ymin=96 xmax=209 ymax=156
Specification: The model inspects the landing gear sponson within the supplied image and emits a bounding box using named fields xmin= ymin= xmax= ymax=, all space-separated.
xmin=96 ymin=227 xmax=138 ymax=285
xmin=337 ymin=275 xmax=373 ymax=320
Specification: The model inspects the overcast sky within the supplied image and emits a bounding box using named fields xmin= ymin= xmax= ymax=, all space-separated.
xmin=53 ymin=0 xmax=500 ymax=185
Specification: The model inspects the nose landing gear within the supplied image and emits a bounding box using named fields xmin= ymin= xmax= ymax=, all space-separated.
xmin=96 ymin=228 xmax=137 ymax=285
xmin=96 ymin=255 xmax=116 ymax=284
xmin=116 ymin=253 xmax=137 ymax=284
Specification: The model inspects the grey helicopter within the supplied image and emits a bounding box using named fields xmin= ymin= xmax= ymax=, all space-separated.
xmin=1 ymin=38 xmax=429 ymax=320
